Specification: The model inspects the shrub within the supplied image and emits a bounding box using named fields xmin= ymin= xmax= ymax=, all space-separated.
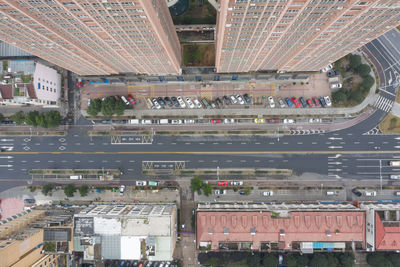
xmin=349 ymin=54 xmax=362 ymax=70
xmin=356 ymin=64 xmax=371 ymax=77
xmin=42 ymin=184 xmax=54 ymax=196
xmin=362 ymin=75 xmax=375 ymax=89
xmin=87 ymin=99 xmax=102 ymax=116
xmin=332 ymin=89 xmax=348 ymax=104
xmin=11 ymin=111 xmax=25 ymax=125
xmin=64 ymin=184 xmax=76 ymax=197
xmin=101 ymin=97 xmax=116 ymax=117
xmin=79 ymin=185 xmax=89 ymax=197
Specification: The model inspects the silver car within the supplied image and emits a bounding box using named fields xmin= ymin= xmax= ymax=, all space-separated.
xmin=236 ymin=95 xmax=245 ymax=105
xmin=177 ymin=96 xmax=186 ymax=108
xmin=278 ymin=98 xmax=285 ymax=108
xmin=185 ymin=97 xmax=195 ymax=108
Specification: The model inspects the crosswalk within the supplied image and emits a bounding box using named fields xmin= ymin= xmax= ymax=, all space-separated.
xmin=374 ymin=95 xmax=394 ymax=113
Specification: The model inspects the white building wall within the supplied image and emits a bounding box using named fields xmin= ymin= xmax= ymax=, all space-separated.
xmin=33 ymin=62 xmax=61 ymax=104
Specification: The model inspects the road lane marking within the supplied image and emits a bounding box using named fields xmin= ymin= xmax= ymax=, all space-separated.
xmin=255 ymin=142 xmax=261 ymax=144
xmin=297 ymin=142 xmax=303 ymax=144
xmin=171 ymin=143 xmax=176 ymax=145
xmin=312 ymin=142 xmax=317 ymax=144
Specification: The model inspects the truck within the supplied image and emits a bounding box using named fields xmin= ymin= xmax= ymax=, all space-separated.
xmin=148 ymin=181 xmax=160 ymax=186
xmin=390 ymin=161 xmax=400 ymax=166
xmin=70 ymin=175 xmax=82 ymax=180
xmin=328 ymin=77 xmax=339 ymax=83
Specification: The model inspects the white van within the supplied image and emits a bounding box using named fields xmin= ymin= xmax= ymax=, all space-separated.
xmin=128 ymin=119 xmax=140 ymax=124
xmin=365 ymin=191 xmax=377 ymax=197
xmin=395 ymin=191 xmax=400 ymax=196
xmin=141 ymin=119 xmax=152 ymax=125
xmin=70 ymin=175 xmax=82 ymax=180
xmin=326 ymin=191 xmax=337 ymax=196
xmin=390 ymin=175 xmax=400 ymax=179
xmin=121 ymin=96 xmax=130 ymax=105
xmin=159 ymin=119 xmax=169 ymax=124
xmin=262 ymin=191 xmax=273 ymax=196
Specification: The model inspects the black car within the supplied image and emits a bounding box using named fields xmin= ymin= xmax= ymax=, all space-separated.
xmin=327 ymin=70 xmax=340 ymax=77
xmin=171 ymin=96 xmax=179 ymax=107
xmin=101 ymin=119 xmax=113 ymax=124
xmin=1 ymin=120 xmax=15 ymax=125
xmin=215 ymin=98 xmax=223 ymax=108
xmin=319 ymin=96 xmax=326 ymax=107
xmin=223 ymin=95 xmax=231 ymax=105
xmin=24 ymin=199 xmax=35 ymax=204
xmin=352 ymin=188 xmax=362 ymax=197
xmin=299 ymin=97 xmax=307 ymax=108
xmin=157 ymin=97 xmax=166 ymax=106
xmin=243 ymin=93 xmax=251 ymax=104
xmin=239 ymin=190 xmax=246 ymax=195
xmin=164 ymin=97 xmax=173 ymax=107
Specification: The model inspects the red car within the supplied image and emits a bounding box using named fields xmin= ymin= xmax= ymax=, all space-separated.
xmin=211 ymin=119 xmax=223 ymax=124
xmin=217 ymin=180 xmax=228 ymax=186
xmin=269 ymin=118 xmax=280 ymax=123
xmin=306 ymin=99 xmax=313 ymax=108
xmin=291 ymin=97 xmax=301 ymax=107
xmin=312 ymin=97 xmax=321 ymax=107
xmin=127 ymin=94 xmax=135 ymax=104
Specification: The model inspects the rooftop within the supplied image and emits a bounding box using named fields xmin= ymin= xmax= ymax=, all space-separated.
xmin=375 ymin=212 xmax=400 ymax=250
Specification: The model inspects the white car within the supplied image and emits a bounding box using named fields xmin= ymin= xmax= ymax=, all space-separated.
xmin=236 ymin=95 xmax=245 ymax=105
xmin=215 ymin=189 xmax=227 ymax=195
xmin=136 ymin=181 xmax=147 ymax=186
xmin=309 ymin=118 xmax=322 ymax=123
xmin=177 ymin=96 xmax=186 ymax=108
xmin=194 ymin=99 xmax=202 ymax=108
xmin=262 ymin=191 xmax=274 ymax=196
xmin=321 ymin=64 xmax=333 ymax=72
xmin=184 ymin=119 xmax=195 ymax=124
xmin=224 ymin=118 xmax=235 ymax=124
xmin=268 ymin=96 xmax=275 ymax=108
xmin=365 ymin=191 xmax=377 ymax=197
xmin=185 ymin=97 xmax=195 ymax=109
xmin=140 ymin=119 xmax=152 ymax=124
xmin=171 ymin=119 xmax=182 ymax=124
xmin=278 ymin=98 xmax=285 ymax=108
xmin=119 ymin=185 xmax=125 ymax=196
xmin=330 ymin=83 xmax=342 ymax=89
xmin=283 ymin=118 xmax=295 ymax=124
xmin=230 ymin=95 xmax=238 ymax=104
xmin=230 ymin=181 xmax=243 ymax=186
xmin=152 ymin=98 xmax=161 ymax=109
xmin=324 ymin=96 xmax=332 ymax=107
xmin=87 ymin=99 xmax=91 ymax=106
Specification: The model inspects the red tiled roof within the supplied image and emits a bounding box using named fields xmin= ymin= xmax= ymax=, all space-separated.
xmin=26 ymin=84 xmax=37 ymax=99
xmin=197 ymin=211 xmax=365 ymax=250
xmin=0 ymin=198 xmax=24 ymax=220
xmin=375 ymin=213 xmax=400 ymax=250
xmin=0 ymin=85 xmax=13 ymax=99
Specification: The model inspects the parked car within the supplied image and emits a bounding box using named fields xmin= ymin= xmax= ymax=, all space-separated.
xmin=365 ymin=191 xmax=377 ymax=197
xmin=268 ymin=96 xmax=275 ymax=108
xmin=223 ymin=95 xmax=231 ymax=105
xmin=171 ymin=119 xmax=182 ymax=124
xmin=164 ymin=97 xmax=172 ymax=107
xmin=136 ymin=181 xmax=147 ymax=186
xmin=291 ymin=97 xmax=301 ymax=107
xmin=120 ymin=185 xmax=126 ymax=196
xmin=327 ymin=70 xmax=340 ymax=77
xmin=157 ymin=97 xmax=166 ymax=107
xmin=211 ymin=101 xmax=217 ymax=109
xmin=324 ymin=96 xmax=332 ymax=107
xmin=269 ymin=118 xmax=280 ymax=123
xmin=177 ymin=96 xmax=186 ymax=108
xmin=236 ymin=95 xmax=245 ymax=105
xmin=217 ymin=180 xmax=228 ymax=186
xmin=101 ymin=119 xmax=112 ymax=124
xmin=299 ymin=97 xmax=307 ymax=108
xmin=171 ymin=96 xmax=179 ymax=107
xmin=321 ymin=64 xmax=333 ymax=72
xmin=152 ymin=98 xmax=161 ymax=109
xmin=278 ymin=98 xmax=285 ymax=108
xmin=141 ymin=119 xmax=152 ymax=124
xmin=185 ymin=97 xmax=195 ymax=109
xmin=230 ymin=181 xmax=243 ymax=186
xmin=184 ymin=119 xmax=195 ymax=124
xmin=121 ymin=96 xmax=130 ymax=105
xmin=351 ymin=188 xmax=362 ymax=197
xmin=319 ymin=96 xmax=327 ymax=107
xmin=215 ymin=189 xmax=227 ymax=195
xmin=262 ymin=191 xmax=273 ymax=196
xmin=285 ymin=97 xmax=293 ymax=107
xmin=312 ymin=97 xmax=321 ymax=107
xmin=193 ymin=98 xmax=203 ymax=108
xmin=211 ymin=119 xmax=223 ymax=124
xmin=224 ymin=118 xmax=235 ymax=123
xmin=127 ymin=94 xmax=136 ymax=104
xmin=215 ymin=98 xmax=223 ymax=108
xmin=243 ymin=93 xmax=251 ymax=104
xmin=239 ymin=190 xmax=246 ymax=195
xmin=87 ymin=99 xmax=91 ymax=106
xmin=230 ymin=95 xmax=238 ymax=104
xmin=283 ymin=118 xmax=295 ymax=124
xmin=330 ymin=83 xmax=342 ymax=89
xmin=306 ymin=99 xmax=313 ymax=107
xmin=254 ymin=118 xmax=265 ymax=124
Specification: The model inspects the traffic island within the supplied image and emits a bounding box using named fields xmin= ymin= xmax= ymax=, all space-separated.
xmin=172 ymin=168 xmax=292 ymax=176
xmin=29 ymin=169 xmax=121 ymax=181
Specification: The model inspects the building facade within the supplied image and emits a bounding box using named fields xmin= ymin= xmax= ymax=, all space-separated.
xmin=0 ymin=0 xmax=181 ymax=75
xmin=215 ymin=0 xmax=400 ymax=73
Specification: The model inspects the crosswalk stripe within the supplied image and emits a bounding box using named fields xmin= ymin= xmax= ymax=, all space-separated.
xmin=374 ymin=95 xmax=393 ymax=113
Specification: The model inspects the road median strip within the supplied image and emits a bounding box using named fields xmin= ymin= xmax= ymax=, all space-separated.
xmin=176 ymin=168 xmax=292 ymax=176
xmin=0 ymin=131 xmax=66 ymax=136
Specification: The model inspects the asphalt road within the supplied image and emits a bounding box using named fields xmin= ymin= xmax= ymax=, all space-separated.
xmin=2 ymin=30 xmax=400 ymax=193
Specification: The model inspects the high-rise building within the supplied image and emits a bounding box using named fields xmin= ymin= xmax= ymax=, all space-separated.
xmin=0 ymin=0 xmax=181 ymax=75
xmin=216 ymin=0 xmax=400 ymax=73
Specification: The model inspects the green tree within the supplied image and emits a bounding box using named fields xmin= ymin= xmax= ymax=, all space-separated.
xmin=45 ymin=110 xmax=61 ymax=128
xmin=87 ymin=99 xmax=102 ymax=116
xmin=362 ymin=75 xmax=375 ymax=89
xmin=41 ymin=184 xmax=54 ymax=196
xmin=296 ymin=255 xmax=309 ymax=267
xmin=36 ymin=113 xmax=47 ymax=128
xmin=286 ymin=254 xmax=297 ymax=267
xmin=332 ymin=89 xmax=347 ymax=104
xmin=388 ymin=254 xmax=400 ymax=266
xmin=101 ymin=97 xmax=116 ymax=117
xmin=64 ymin=184 xmax=76 ymax=197
xmin=11 ymin=111 xmax=25 ymax=125
xmin=310 ymin=254 xmax=328 ymax=267
xmin=367 ymin=254 xmax=393 ymax=267
xmin=349 ymin=90 xmax=364 ymax=104
xmin=247 ymin=254 xmax=261 ymax=267
xmin=349 ymin=54 xmax=362 ymax=70
xmin=0 ymin=113 xmax=4 ymax=122
xmin=24 ymin=111 xmax=39 ymax=126
xmin=326 ymin=254 xmax=339 ymax=267
xmin=202 ymin=183 xmax=212 ymax=196
xmin=356 ymin=64 xmax=371 ymax=77
xmin=205 ymin=257 xmax=224 ymax=267
xmin=190 ymin=176 xmax=203 ymax=194
xmin=244 ymin=187 xmax=252 ymax=195
xmin=79 ymin=185 xmax=89 ymax=197
xmin=263 ymin=254 xmax=278 ymax=267
xmin=114 ymin=100 xmax=126 ymax=116
xmin=339 ymin=253 xmax=355 ymax=267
